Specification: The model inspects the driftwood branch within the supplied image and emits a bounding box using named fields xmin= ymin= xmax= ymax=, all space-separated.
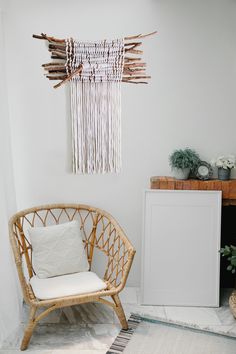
xmin=123 ymin=76 xmax=151 ymax=80
xmin=124 ymin=31 xmax=157 ymax=40
xmin=124 ymin=57 xmax=142 ymax=62
xmin=53 ymin=64 xmax=83 ymax=89
xmin=33 ymin=31 xmax=157 ymax=43
xmin=42 ymin=62 xmax=64 ymax=67
xmin=47 ymin=75 xmax=67 ymax=80
xmin=32 ymin=33 xmax=65 ymax=43
xmin=122 ymin=79 xmax=148 ymax=84
xmin=33 ymin=31 xmax=157 ymax=87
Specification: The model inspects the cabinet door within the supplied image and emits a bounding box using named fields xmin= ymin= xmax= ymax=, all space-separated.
xmin=141 ymin=190 xmax=222 ymax=306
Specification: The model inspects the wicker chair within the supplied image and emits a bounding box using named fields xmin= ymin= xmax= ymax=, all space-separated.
xmin=9 ymin=204 xmax=135 ymax=350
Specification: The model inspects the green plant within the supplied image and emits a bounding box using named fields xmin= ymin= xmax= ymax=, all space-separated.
xmin=220 ymin=245 xmax=236 ymax=274
xmin=169 ymin=148 xmax=200 ymax=171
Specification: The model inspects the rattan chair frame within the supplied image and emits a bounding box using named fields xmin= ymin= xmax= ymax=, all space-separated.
xmin=9 ymin=203 xmax=135 ymax=351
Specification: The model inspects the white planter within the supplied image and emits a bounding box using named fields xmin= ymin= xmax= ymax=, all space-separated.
xmin=172 ymin=167 xmax=190 ymax=180
xmin=218 ymin=167 xmax=231 ymax=181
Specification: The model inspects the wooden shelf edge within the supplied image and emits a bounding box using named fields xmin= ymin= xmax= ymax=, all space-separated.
xmin=150 ymin=176 xmax=236 ymax=202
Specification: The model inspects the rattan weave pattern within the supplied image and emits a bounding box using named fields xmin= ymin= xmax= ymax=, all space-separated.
xmin=9 ymin=204 xmax=135 ymax=350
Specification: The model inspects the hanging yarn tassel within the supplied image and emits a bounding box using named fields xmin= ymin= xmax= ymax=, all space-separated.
xmin=66 ymin=38 xmax=124 ymax=174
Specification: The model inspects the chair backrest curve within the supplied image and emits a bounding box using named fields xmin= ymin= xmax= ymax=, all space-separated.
xmin=9 ymin=204 xmax=135 ymax=295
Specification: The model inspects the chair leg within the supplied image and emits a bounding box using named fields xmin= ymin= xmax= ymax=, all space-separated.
xmin=20 ymin=306 xmax=37 ymax=351
xmin=112 ymin=294 xmax=128 ymax=330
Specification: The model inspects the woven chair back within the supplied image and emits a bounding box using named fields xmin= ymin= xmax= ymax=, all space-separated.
xmin=9 ymin=204 xmax=131 ymax=288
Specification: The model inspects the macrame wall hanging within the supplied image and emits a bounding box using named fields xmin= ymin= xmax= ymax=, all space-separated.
xmin=33 ymin=31 xmax=156 ymax=174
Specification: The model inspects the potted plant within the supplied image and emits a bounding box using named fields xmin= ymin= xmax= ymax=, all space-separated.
xmin=211 ymin=155 xmax=236 ymax=180
xmin=169 ymin=148 xmax=200 ymax=180
xmin=220 ymin=245 xmax=236 ymax=318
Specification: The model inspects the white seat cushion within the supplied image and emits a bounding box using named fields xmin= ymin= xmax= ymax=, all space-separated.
xmin=28 ymin=220 xmax=89 ymax=279
xmin=30 ymin=271 xmax=107 ymax=300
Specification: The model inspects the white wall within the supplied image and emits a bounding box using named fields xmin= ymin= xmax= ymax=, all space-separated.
xmin=0 ymin=8 xmax=21 ymax=346
xmin=2 ymin=0 xmax=236 ymax=286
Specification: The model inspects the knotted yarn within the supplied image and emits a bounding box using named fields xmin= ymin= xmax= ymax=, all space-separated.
xmin=66 ymin=38 xmax=124 ymax=174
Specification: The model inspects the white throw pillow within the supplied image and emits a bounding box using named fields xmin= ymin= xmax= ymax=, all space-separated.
xmin=28 ymin=220 xmax=89 ymax=278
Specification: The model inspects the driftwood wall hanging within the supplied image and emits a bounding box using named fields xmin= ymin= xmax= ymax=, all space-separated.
xmin=33 ymin=31 xmax=156 ymax=174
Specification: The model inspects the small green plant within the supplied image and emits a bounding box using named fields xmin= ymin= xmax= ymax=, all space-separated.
xmin=220 ymin=245 xmax=236 ymax=274
xmin=169 ymin=148 xmax=200 ymax=171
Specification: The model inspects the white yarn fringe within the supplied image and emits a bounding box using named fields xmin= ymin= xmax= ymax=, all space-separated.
xmin=67 ymin=38 xmax=124 ymax=174
xmin=70 ymin=80 xmax=122 ymax=174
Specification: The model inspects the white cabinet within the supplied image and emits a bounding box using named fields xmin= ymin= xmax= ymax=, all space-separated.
xmin=141 ymin=190 xmax=222 ymax=307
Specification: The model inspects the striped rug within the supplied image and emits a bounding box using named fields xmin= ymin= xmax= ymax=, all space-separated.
xmin=106 ymin=314 xmax=141 ymax=354
xmin=107 ymin=313 xmax=236 ymax=354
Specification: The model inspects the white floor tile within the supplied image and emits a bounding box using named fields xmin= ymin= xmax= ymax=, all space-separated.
xmin=207 ymin=324 xmax=236 ymax=336
xmin=52 ymin=351 xmax=106 ymax=354
xmin=0 ymin=351 xmax=53 ymax=354
xmin=214 ymin=306 xmax=236 ymax=325
xmin=113 ymin=303 xmax=166 ymax=324
xmin=2 ymin=287 xmax=236 ymax=353
xmin=165 ymin=306 xmax=222 ymax=326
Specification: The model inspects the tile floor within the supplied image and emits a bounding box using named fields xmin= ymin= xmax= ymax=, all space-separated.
xmin=1 ymin=288 xmax=236 ymax=353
